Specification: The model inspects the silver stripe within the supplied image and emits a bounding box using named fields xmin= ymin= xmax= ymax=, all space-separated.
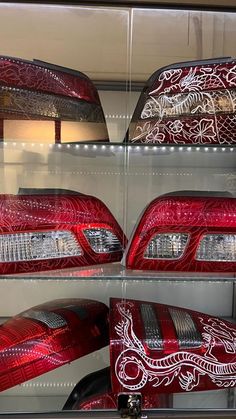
xmin=169 ymin=308 xmax=202 ymax=349
xmin=23 ymin=310 xmax=67 ymax=329
xmin=140 ymin=304 xmax=163 ymax=350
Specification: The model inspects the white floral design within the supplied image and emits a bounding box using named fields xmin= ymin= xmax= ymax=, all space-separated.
xmin=226 ymin=65 xmax=236 ymax=86
xmin=146 ymin=127 xmax=165 ymax=143
xmin=141 ymin=98 xmax=161 ymax=119
xmin=188 ymin=119 xmax=216 ymax=144
xmin=131 ymin=62 xmax=236 ymax=144
xmin=168 ymin=120 xmax=184 ymax=134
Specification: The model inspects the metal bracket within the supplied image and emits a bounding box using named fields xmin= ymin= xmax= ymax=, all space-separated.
xmin=118 ymin=393 xmax=142 ymax=418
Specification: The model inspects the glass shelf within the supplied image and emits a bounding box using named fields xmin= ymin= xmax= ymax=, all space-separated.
xmin=1 ymin=142 xmax=235 ymax=170
xmin=1 ymin=263 xmax=235 ymax=281
xmin=1 ymin=141 xmax=235 ymax=151
xmin=1 ymin=409 xmax=236 ymax=419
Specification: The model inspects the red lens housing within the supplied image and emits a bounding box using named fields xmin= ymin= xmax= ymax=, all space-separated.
xmin=110 ymin=298 xmax=236 ymax=394
xmin=128 ymin=57 xmax=236 ymax=145
xmin=125 ymin=194 xmax=236 ymax=272
xmin=0 ymin=299 xmax=109 ymax=392
xmin=0 ymin=193 xmax=126 ymax=275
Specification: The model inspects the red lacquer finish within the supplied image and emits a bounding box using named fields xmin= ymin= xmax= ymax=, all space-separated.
xmin=128 ymin=57 xmax=236 ymax=144
xmin=0 ymin=193 xmax=126 ymax=275
xmin=0 ymin=299 xmax=109 ymax=392
xmin=125 ymin=194 xmax=236 ymax=272
xmin=110 ymin=298 xmax=236 ymax=394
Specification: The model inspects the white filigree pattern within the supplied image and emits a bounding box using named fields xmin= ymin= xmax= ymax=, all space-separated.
xmin=151 ymin=65 xmax=229 ymax=95
xmin=132 ymin=62 xmax=236 ymax=144
xmin=226 ymin=65 xmax=236 ymax=86
xmin=200 ymin=317 xmax=236 ymax=355
xmin=141 ymin=90 xmax=236 ymax=120
xmin=115 ymin=303 xmax=236 ymax=392
xmin=188 ymin=119 xmax=216 ymax=144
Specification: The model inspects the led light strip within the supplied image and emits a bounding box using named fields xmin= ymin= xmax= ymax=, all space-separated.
xmin=1 ymin=142 xmax=235 ymax=152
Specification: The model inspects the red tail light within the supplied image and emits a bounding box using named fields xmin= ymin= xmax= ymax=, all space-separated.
xmin=127 ymin=57 xmax=236 ymax=145
xmin=0 ymin=191 xmax=126 ymax=275
xmin=0 ymin=56 xmax=109 ymax=143
xmin=2 ymin=297 xmax=235 ymax=404
xmin=125 ymin=193 xmax=236 ymax=272
xmin=110 ymin=298 xmax=236 ymax=394
xmin=0 ymin=299 xmax=109 ymax=392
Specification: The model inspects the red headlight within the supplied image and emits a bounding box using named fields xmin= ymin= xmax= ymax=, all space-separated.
xmin=125 ymin=192 xmax=236 ymax=272
xmin=0 ymin=191 xmax=126 ymax=275
xmin=0 ymin=56 xmax=109 ymax=143
xmin=127 ymin=57 xmax=236 ymax=145
xmin=0 ymin=299 xmax=109 ymax=392
xmin=110 ymin=298 xmax=236 ymax=394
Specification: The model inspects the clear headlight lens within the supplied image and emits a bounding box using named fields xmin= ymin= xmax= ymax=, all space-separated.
xmin=144 ymin=233 xmax=189 ymax=259
xmin=196 ymin=234 xmax=236 ymax=261
xmin=0 ymin=231 xmax=82 ymax=262
xmin=83 ymin=228 xmax=122 ymax=253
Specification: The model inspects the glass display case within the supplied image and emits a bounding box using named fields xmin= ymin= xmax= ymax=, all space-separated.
xmin=0 ymin=1 xmax=235 ymax=418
